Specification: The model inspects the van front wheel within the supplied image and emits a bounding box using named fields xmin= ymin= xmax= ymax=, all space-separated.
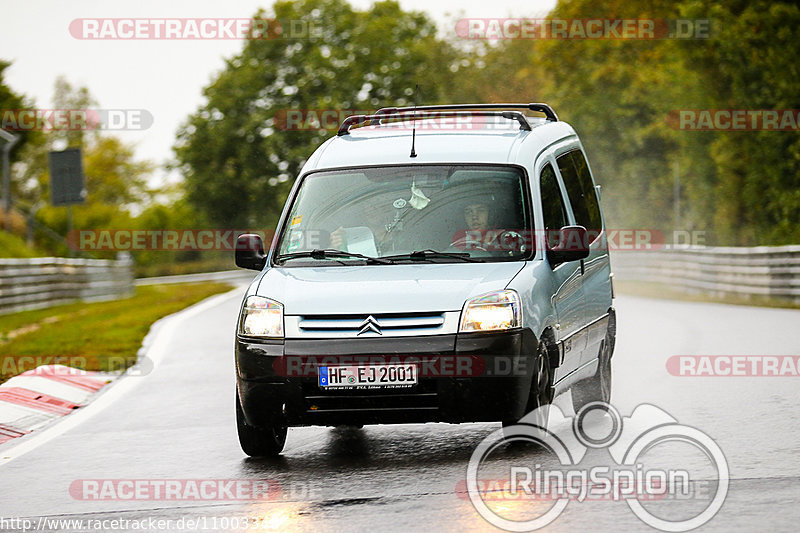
xmin=502 ymin=340 xmax=554 ymax=433
xmin=236 ymin=391 xmax=287 ymax=457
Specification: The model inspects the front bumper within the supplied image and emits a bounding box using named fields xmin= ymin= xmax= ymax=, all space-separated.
xmin=235 ymin=329 xmax=538 ymax=427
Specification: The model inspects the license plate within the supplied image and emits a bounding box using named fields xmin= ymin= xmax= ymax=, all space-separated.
xmin=318 ymin=364 xmax=418 ymax=389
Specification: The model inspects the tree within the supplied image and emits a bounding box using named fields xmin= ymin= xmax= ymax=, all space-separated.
xmin=0 ymin=60 xmax=38 ymax=160
xmin=458 ymin=0 xmax=800 ymax=245
xmin=528 ymin=0 xmax=692 ymax=237
xmin=12 ymin=78 xmax=157 ymax=256
xmin=174 ymin=0 xmax=460 ymax=229
xmin=1 ymin=60 xmax=42 ymax=229
xmin=678 ymin=0 xmax=800 ymax=244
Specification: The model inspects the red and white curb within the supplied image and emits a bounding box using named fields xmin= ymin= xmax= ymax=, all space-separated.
xmin=0 ymin=364 xmax=114 ymax=444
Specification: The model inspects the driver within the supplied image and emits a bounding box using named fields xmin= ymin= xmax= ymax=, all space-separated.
xmin=452 ymin=200 xmax=500 ymax=250
xmin=464 ymin=202 xmax=491 ymax=232
xmin=456 ymin=199 xmax=523 ymax=253
xmin=464 ymin=200 xmax=497 ymax=250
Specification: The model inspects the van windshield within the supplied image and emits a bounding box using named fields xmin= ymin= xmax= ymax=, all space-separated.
xmin=275 ymin=165 xmax=532 ymax=264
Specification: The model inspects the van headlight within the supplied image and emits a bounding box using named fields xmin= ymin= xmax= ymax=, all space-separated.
xmin=460 ymin=290 xmax=522 ymax=332
xmin=239 ymin=296 xmax=284 ymax=338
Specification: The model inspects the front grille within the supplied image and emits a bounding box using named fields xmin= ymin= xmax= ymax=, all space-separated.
xmin=300 ymin=312 xmax=443 ymax=332
xmin=285 ymin=311 xmax=460 ymax=338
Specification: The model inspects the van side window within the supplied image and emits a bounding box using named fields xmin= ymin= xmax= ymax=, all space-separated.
xmin=540 ymin=163 xmax=568 ymax=248
xmin=556 ymin=150 xmax=602 ymax=231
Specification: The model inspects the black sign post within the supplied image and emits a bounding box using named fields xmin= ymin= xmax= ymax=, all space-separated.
xmin=48 ymin=148 xmax=87 ymax=256
xmin=48 ymin=148 xmax=86 ymax=207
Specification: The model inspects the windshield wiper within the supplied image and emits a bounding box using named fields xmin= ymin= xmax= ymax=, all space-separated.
xmin=276 ymin=249 xmax=391 ymax=265
xmin=381 ymin=250 xmax=481 ymax=263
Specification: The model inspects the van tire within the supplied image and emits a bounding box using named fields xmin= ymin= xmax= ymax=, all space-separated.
xmin=503 ymin=340 xmax=554 ymax=435
xmin=236 ymin=391 xmax=287 ymax=457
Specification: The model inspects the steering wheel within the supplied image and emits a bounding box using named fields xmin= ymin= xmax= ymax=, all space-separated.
xmin=448 ymin=236 xmax=487 ymax=252
xmin=496 ymin=230 xmax=525 ymax=251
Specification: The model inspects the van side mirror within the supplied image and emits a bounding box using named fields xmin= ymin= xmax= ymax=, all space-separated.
xmin=547 ymin=225 xmax=590 ymax=266
xmin=235 ymin=234 xmax=267 ymax=271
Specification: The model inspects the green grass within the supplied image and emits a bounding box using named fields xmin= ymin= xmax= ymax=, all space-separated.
xmin=0 ymin=282 xmax=234 ymax=383
xmin=0 ymin=230 xmax=46 ymax=258
xmin=616 ymin=280 xmax=800 ymax=310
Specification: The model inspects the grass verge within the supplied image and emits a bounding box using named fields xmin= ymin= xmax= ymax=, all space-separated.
xmin=0 ymin=282 xmax=234 ymax=383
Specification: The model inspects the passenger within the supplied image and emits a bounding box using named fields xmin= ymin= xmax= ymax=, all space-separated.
xmin=329 ymin=210 xmax=389 ymax=254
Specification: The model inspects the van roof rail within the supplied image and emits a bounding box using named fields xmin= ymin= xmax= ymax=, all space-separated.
xmin=374 ymin=103 xmax=558 ymax=122
xmin=337 ymin=104 xmax=557 ymax=136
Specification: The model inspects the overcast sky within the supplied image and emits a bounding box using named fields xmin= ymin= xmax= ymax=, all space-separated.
xmin=2 ymin=0 xmax=555 ymax=184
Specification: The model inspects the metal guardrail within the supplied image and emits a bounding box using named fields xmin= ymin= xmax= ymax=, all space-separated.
xmin=612 ymin=245 xmax=800 ymax=303
xmin=0 ymin=257 xmax=134 ymax=315
xmin=134 ymin=269 xmax=256 ymax=286
xmin=6 ymin=245 xmax=797 ymax=316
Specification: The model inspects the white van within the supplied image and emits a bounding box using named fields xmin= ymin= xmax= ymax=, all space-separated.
xmin=234 ymin=104 xmax=615 ymax=456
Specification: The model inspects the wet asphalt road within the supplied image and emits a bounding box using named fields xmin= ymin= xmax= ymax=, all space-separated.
xmin=1 ymin=286 xmax=799 ymax=532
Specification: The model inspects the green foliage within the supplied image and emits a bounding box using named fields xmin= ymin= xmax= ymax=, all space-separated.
xmin=129 ymin=198 xmax=217 ymax=274
xmin=459 ymin=0 xmax=800 ymax=245
xmin=175 ymin=0 xmax=459 ymax=229
xmin=0 ymin=60 xmax=39 ymax=161
xmin=5 ymin=76 xmax=161 ymax=259
xmin=0 ymin=230 xmax=46 ymax=258
xmin=677 ymin=0 xmax=800 ymax=244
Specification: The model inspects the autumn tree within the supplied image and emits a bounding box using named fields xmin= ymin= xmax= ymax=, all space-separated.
xmin=174 ymin=0 xmax=460 ymax=229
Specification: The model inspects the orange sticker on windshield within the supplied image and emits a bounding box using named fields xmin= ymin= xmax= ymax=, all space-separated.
xmin=290 ymin=216 xmax=302 ymax=226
